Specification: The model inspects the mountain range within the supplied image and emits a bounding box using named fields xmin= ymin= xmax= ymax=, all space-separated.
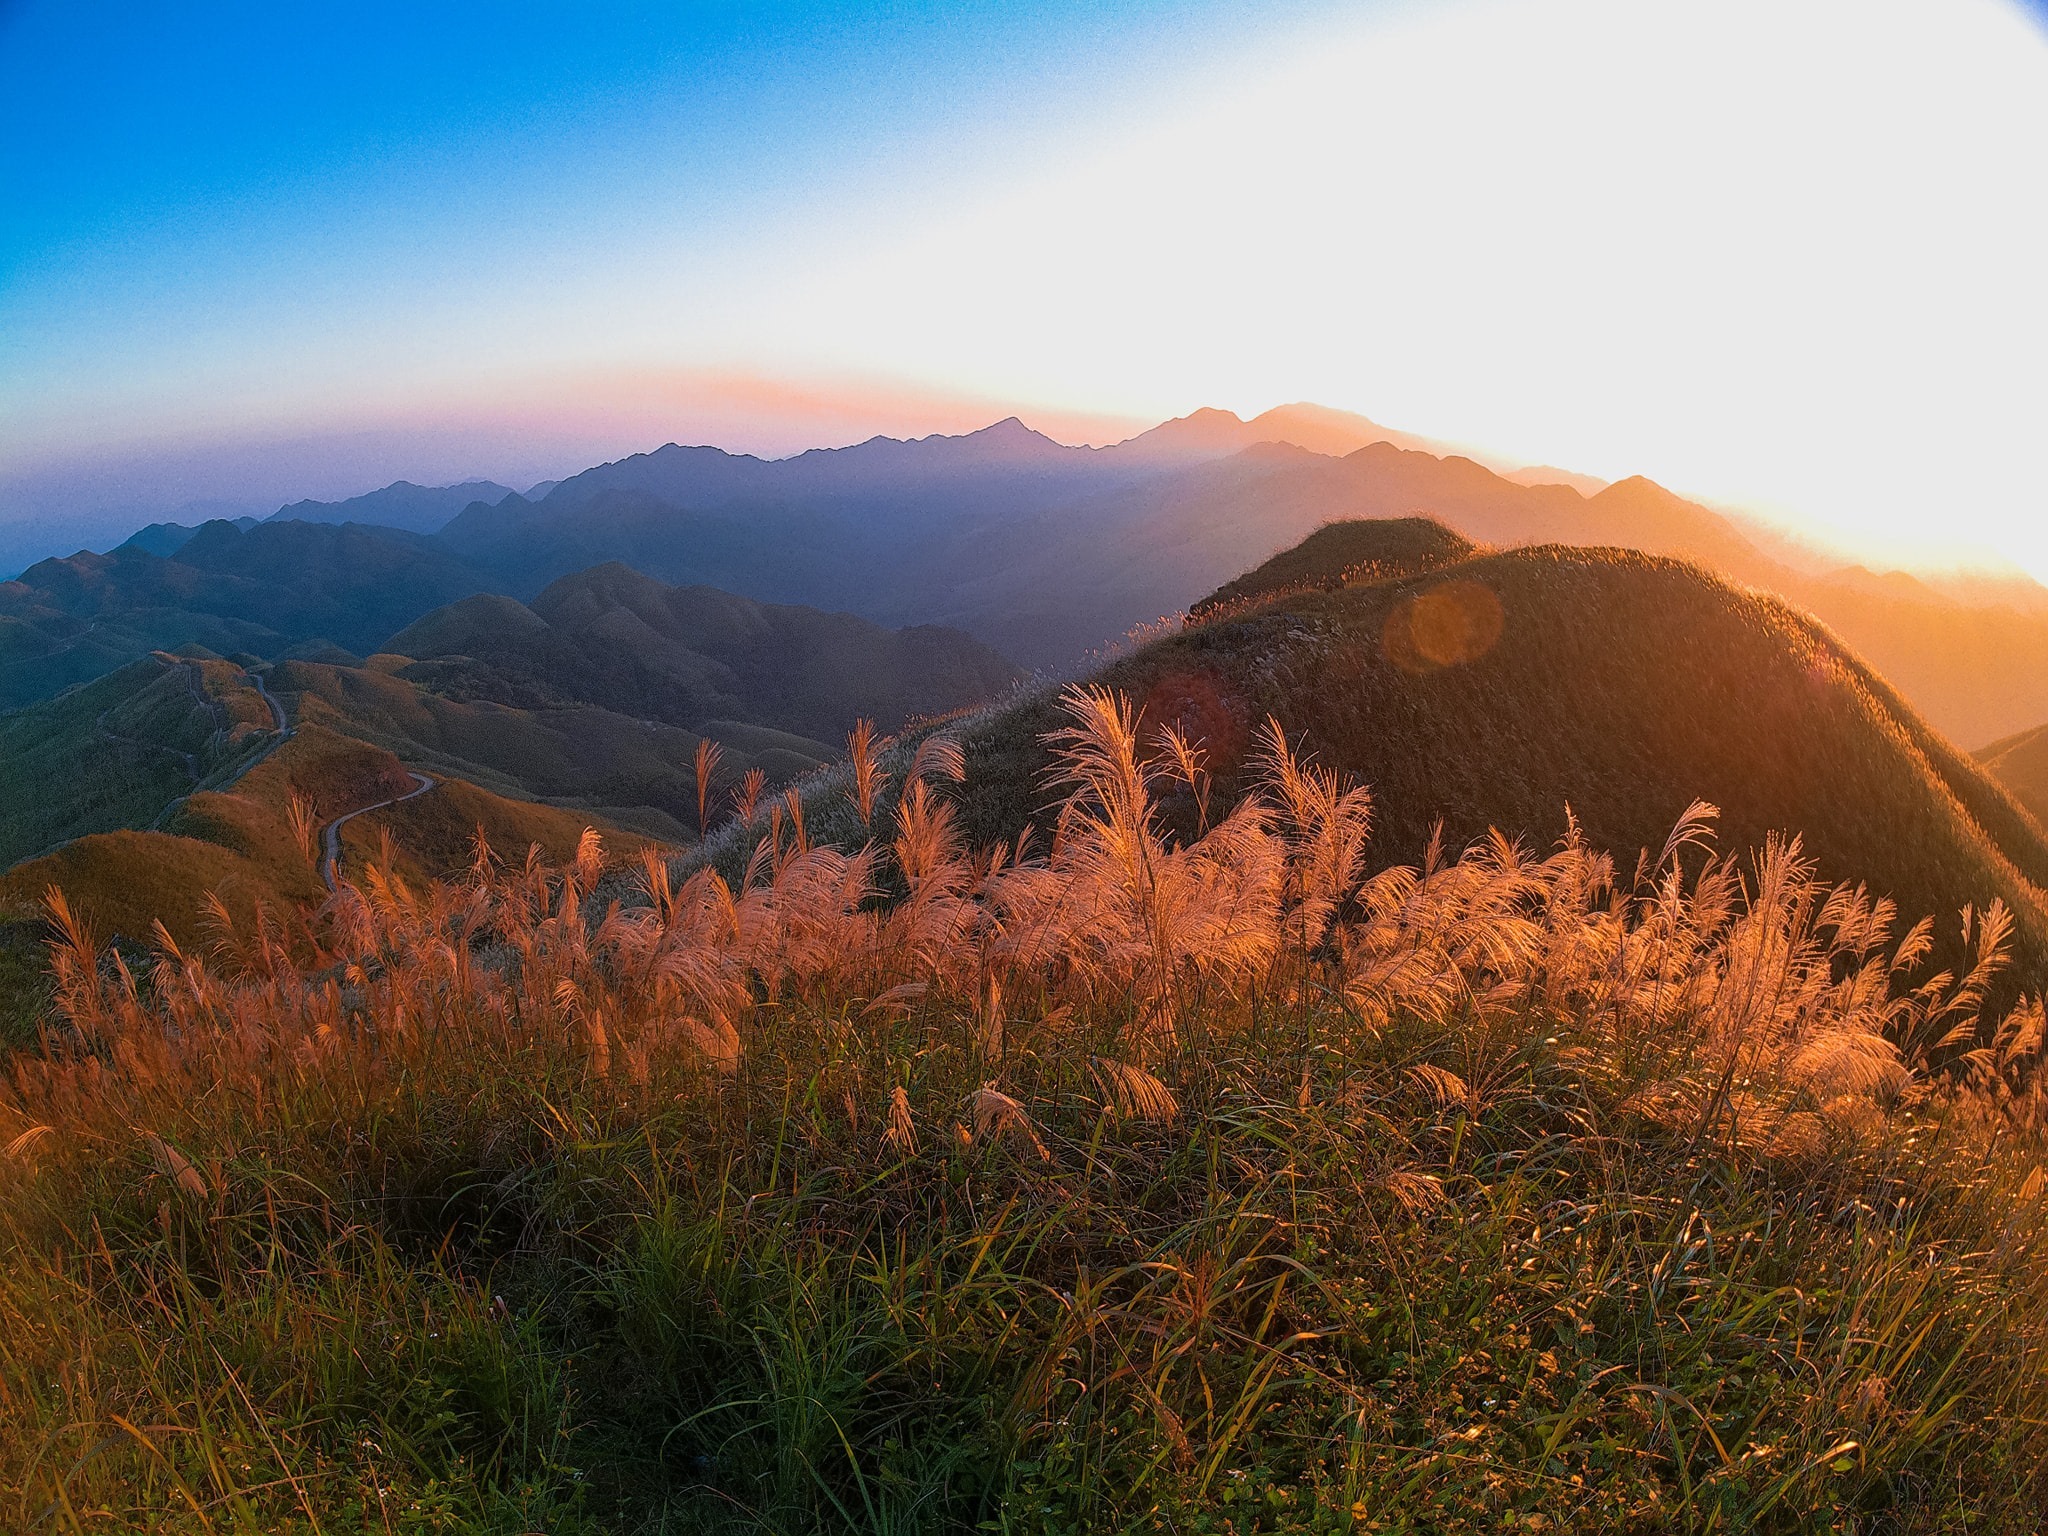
xmin=11 ymin=404 xmax=2048 ymax=749
xmin=10 ymin=491 xmax=2048 ymax=1032
xmin=267 ymin=477 xmax=531 ymax=533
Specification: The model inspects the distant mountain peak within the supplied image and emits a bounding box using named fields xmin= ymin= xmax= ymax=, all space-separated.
xmin=905 ymin=415 xmax=1067 ymax=453
xmin=268 ymin=478 xmax=518 ymax=536
xmin=1504 ymin=464 xmax=1609 ymax=497
xmin=1591 ymin=475 xmax=1703 ymax=515
xmin=1112 ymin=402 xmax=1417 ymax=464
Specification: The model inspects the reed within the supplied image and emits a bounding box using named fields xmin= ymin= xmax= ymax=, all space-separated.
xmin=3 ymin=686 xmax=2046 ymax=1531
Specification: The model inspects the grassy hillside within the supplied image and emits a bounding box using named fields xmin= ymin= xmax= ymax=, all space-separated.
xmin=950 ymin=525 xmax=2048 ymax=994
xmin=1981 ymin=722 xmax=2048 ymax=829
xmin=4 ymin=688 xmax=2047 ymax=1529
xmin=274 ymin=654 xmax=833 ymax=837
xmin=0 ymin=722 xmax=657 ymax=953
xmin=387 ymin=561 xmax=1023 ymax=743
xmin=0 ymin=651 xmax=276 ymax=866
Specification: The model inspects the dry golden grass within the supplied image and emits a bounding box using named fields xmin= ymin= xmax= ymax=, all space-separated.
xmin=4 ymin=686 xmax=2048 ymax=1530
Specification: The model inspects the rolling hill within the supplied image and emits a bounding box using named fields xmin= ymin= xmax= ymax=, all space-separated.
xmin=1981 ymin=722 xmax=2048 ymax=831
xmin=945 ymin=520 xmax=2048 ymax=991
xmin=386 ymin=562 xmax=1022 ymax=742
xmin=0 ymin=650 xmax=279 ymax=868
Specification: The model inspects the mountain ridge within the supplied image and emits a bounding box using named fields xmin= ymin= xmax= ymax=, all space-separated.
xmin=13 ymin=407 xmax=2048 ymax=746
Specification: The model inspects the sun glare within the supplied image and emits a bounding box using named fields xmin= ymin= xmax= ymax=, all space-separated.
xmin=717 ymin=0 xmax=2048 ymax=576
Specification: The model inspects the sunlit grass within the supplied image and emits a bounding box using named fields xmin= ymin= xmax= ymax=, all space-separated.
xmin=4 ymin=687 xmax=2047 ymax=1531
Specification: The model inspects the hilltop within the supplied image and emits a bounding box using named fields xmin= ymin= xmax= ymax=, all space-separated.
xmin=948 ymin=520 xmax=2048 ymax=990
xmin=1190 ymin=515 xmax=1476 ymax=615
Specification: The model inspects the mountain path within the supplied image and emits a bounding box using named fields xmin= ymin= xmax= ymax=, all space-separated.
xmin=146 ymin=664 xmax=295 ymax=828
xmin=210 ymin=667 xmax=294 ymax=792
xmin=13 ymin=656 xmax=442 ymax=890
xmin=94 ymin=657 xmax=207 ymax=788
xmin=320 ymin=772 xmax=436 ymax=891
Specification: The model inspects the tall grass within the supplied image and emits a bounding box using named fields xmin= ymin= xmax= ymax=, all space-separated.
xmin=4 ymin=686 xmax=2048 ymax=1531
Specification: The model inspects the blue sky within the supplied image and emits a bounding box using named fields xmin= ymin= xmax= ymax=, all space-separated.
xmin=0 ymin=1 xmax=1350 ymax=439
xmin=1 ymin=0 xmax=2045 ymax=579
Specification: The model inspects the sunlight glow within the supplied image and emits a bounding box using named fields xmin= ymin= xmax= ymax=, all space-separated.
xmin=3 ymin=0 xmax=2043 ymax=579
xmin=709 ymin=0 xmax=2048 ymax=575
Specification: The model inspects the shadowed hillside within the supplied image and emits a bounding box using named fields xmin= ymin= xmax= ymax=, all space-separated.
xmin=1982 ymin=722 xmax=2048 ymax=831
xmin=949 ymin=524 xmax=2048 ymax=991
xmin=0 ymin=650 xmax=277 ymax=866
xmin=0 ymin=721 xmax=656 ymax=951
xmin=386 ymin=562 xmax=1022 ymax=742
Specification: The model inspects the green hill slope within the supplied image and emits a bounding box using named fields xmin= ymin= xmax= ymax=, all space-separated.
xmin=387 ymin=562 xmax=1023 ymax=742
xmin=272 ymin=653 xmax=835 ymax=838
xmin=0 ymin=651 xmax=277 ymax=867
xmin=952 ymin=522 xmax=2048 ymax=989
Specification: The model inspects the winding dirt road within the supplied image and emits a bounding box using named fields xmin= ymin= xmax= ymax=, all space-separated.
xmin=247 ymin=668 xmax=286 ymax=733
xmin=319 ymin=771 xmax=436 ymax=891
xmin=21 ymin=660 xmax=439 ymax=887
xmin=234 ymin=666 xmax=441 ymax=891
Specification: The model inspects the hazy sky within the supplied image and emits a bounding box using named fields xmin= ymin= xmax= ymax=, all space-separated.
xmin=3 ymin=0 xmax=2045 ymax=575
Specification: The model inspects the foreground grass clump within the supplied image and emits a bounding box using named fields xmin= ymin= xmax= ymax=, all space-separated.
xmin=4 ymin=687 xmax=2048 ymax=1532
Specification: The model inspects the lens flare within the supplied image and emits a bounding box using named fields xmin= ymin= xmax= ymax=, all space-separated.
xmin=1383 ymin=580 xmax=1506 ymax=674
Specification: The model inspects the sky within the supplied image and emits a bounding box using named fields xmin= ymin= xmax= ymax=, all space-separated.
xmin=2 ymin=0 xmax=2046 ymax=576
